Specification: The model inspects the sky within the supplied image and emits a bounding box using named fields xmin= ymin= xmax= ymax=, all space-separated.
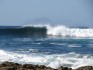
xmin=0 ymin=0 xmax=93 ymax=27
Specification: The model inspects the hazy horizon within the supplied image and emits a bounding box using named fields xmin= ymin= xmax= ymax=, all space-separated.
xmin=0 ymin=0 xmax=93 ymax=27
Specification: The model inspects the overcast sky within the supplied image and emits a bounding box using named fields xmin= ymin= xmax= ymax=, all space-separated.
xmin=0 ymin=0 xmax=93 ymax=27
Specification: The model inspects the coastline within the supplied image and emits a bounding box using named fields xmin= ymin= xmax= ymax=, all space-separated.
xmin=0 ymin=61 xmax=92 ymax=70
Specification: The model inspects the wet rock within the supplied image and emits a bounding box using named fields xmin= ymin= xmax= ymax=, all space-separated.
xmin=75 ymin=66 xmax=93 ymax=70
xmin=1 ymin=61 xmax=20 ymax=67
xmin=0 ymin=61 xmax=92 ymax=70
xmin=58 ymin=66 xmax=63 ymax=70
xmin=17 ymin=68 xmax=27 ymax=70
xmin=58 ymin=66 xmax=72 ymax=70
xmin=63 ymin=67 xmax=72 ymax=70
xmin=0 ymin=66 xmax=16 ymax=70
xmin=21 ymin=64 xmax=34 ymax=69
xmin=1 ymin=61 xmax=15 ymax=66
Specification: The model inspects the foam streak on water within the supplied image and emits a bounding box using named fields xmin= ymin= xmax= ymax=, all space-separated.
xmin=0 ymin=49 xmax=93 ymax=69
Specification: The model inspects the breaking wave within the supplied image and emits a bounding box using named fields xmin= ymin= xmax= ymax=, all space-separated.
xmin=24 ymin=24 xmax=93 ymax=38
xmin=0 ymin=25 xmax=93 ymax=38
xmin=47 ymin=25 xmax=93 ymax=38
xmin=0 ymin=26 xmax=47 ymax=37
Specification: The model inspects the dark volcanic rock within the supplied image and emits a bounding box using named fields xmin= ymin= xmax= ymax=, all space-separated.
xmin=58 ymin=66 xmax=72 ymax=70
xmin=0 ymin=66 xmax=16 ymax=70
xmin=0 ymin=61 xmax=55 ymax=70
xmin=75 ymin=66 xmax=93 ymax=70
xmin=1 ymin=61 xmax=20 ymax=67
xmin=1 ymin=61 xmax=92 ymax=70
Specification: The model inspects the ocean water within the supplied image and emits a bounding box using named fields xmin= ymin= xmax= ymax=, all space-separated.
xmin=0 ymin=25 xmax=93 ymax=69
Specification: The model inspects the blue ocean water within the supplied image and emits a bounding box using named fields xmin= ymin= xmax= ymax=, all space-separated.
xmin=0 ymin=25 xmax=93 ymax=69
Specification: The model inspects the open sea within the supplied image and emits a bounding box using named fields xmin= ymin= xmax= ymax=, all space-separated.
xmin=0 ymin=25 xmax=93 ymax=69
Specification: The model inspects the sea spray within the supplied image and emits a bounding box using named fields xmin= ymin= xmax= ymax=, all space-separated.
xmin=23 ymin=24 xmax=93 ymax=38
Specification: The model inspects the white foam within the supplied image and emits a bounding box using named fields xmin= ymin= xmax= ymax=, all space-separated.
xmin=22 ymin=24 xmax=93 ymax=38
xmin=23 ymin=24 xmax=49 ymax=28
xmin=47 ymin=25 xmax=93 ymax=38
xmin=0 ymin=49 xmax=93 ymax=69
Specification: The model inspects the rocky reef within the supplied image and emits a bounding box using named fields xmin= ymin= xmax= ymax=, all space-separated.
xmin=0 ymin=61 xmax=92 ymax=70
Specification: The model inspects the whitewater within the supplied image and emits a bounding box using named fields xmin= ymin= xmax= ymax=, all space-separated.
xmin=24 ymin=24 xmax=93 ymax=38
xmin=0 ymin=25 xmax=93 ymax=69
xmin=0 ymin=49 xmax=93 ymax=69
xmin=47 ymin=26 xmax=93 ymax=37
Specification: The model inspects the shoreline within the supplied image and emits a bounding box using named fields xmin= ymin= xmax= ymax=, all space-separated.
xmin=0 ymin=61 xmax=93 ymax=70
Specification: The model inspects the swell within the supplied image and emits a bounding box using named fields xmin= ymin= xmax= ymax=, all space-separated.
xmin=0 ymin=26 xmax=47 ymax=37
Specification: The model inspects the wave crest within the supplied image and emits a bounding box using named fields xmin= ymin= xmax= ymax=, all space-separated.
xmin=0 ymin=25 xmax=93 ymax=38
xmin=47 ymin=25 xmax=93 ymax=38
xmin=0 ymin=26 xmax=47 ymax=37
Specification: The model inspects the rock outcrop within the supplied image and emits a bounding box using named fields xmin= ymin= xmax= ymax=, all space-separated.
xmin=0 ymin=61 xmax=92 ymax=70
xmin=75 ymin=66 xmax=93 ymax=70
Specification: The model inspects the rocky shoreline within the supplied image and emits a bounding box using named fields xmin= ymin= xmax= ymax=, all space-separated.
xmin=0 ymin=61 xmax=92 ymax=70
